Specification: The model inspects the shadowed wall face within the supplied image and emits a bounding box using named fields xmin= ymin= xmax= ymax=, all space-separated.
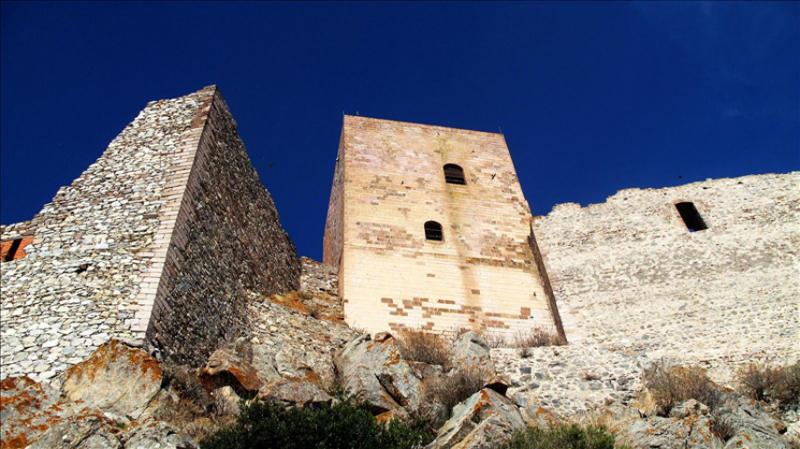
xmin=324 ymin=116 xmax=560 ymax=336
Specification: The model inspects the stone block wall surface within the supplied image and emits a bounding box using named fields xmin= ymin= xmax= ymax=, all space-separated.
xmin=144 ymin=88 xmax=300 ymax=365
xmin=325 ymin=116 xmax=562 ymax=336
xmin=491 ymin=172 xmax=799 ymax=418
xmin=1 ymin=86 xmax=299 ymax=380
xmin=0 ymin=89 xmax=210 ymax=381
xmin=532 ymin=171 xmax=800 ymax=383
xmin=300 ymin=257 xmax=338 ymax=297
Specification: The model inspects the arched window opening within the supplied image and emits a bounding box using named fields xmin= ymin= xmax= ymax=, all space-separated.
xmin=424 ymin=221 xmax=443 ymax=241
xmin=675 ymin=202 xmax=708 ymax=232
xmin=443 ymin=164 xmax=466 ymax=185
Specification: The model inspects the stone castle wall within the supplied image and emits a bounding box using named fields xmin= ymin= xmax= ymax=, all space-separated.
xmin=326 ymin=116 xmax=562 ymax=336
xmin=534 ymin=172 xmax=800 ymax=382
xmin=490 ymin=172 xmax=799 ymax=418
xmin=143 ymin=87 xmax=300 ymax=365
xmin=0 ymin=86 xmax=298 ymax=379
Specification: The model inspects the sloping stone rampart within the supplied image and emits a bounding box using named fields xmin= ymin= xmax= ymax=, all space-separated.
xmin=143 ymin=87 xmax=299 ymax=365
xmin=1 ymin=86 xmax=299 ymax=380
xmin=1 ymin=90 xmax=210 ymax=381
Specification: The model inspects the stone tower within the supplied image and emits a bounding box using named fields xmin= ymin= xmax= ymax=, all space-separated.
xmin=323 ymin=116 xmax=565 ymax=338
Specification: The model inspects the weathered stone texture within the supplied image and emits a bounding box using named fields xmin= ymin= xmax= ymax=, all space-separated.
xmin=144 ymin=88 xmax=299 ymax=365
xmin=491 ymin=172 xmax=799 ymax=420
xmin=1 ymin=89 xmax=210 ymax=381
xmin=534 ymin=172 xmax=799 ymax=382
xmin=299 ymin=257 xmax=338 ymax=297
xmin=1 ymin=86 xmax=299 ymax=380
xmin=325 ymin=116 xmax=563 ymax=337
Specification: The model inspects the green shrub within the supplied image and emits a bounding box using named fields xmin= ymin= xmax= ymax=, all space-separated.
xmin=501 ymin=424 xmax=625 ymax=449
xmin=642 ymin=363 xmax=721 ymax=415
xmin=200 ymin=398 xmax=432 ymax=449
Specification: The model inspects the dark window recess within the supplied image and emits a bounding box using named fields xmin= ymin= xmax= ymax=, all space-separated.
xmin=2 ymin=238 xmax=22 ymax=262
xmin=443 ymin=164 xmax=466 ymax=185
xmin=424 ymin=221 xmax=443 ymax=241
xmin=675 ymin=202 xmax=708 ymax=232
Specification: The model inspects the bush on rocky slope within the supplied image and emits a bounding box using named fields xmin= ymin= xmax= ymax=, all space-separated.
xmin=738 ymin=362 xmax=800 ymax=409
xmin=396 ymin=329 xmax=451 ymax=367
xmin=500 ymin=424 xmax=627 ymax=449
xmin=425 ymin=365 xmax=493 ymax=415
xmin=200 ymin=397 xmax=434 ymax=449
xmin=642 ymin=363 xmax=722 ymax=415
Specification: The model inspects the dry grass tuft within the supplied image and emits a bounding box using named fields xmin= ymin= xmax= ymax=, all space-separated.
xmin=514 ymin=329 xmax=567 ymax=348
xmin=396 ymin=329 xmax=451 ymax=367
xmin=642 ymin=363 xmax=721 ymax=415
xmin=483 ymin=328 xmax=566 ymax=349
xmin=154 ymin=363 xmax=238 ymax=441
xmin=710 ymin=411 xmax=736 ymax=442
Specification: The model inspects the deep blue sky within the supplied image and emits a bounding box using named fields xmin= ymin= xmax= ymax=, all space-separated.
xmin=2 ymin=2 xmax=798 ymax=259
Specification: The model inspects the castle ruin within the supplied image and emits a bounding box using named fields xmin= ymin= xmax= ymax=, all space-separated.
xmin=1 ymin=86 xmax=797 ymax=390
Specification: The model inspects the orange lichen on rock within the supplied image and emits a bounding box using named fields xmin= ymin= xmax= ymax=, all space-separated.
xmin=61 ymin=340 xmax=163 ymax=419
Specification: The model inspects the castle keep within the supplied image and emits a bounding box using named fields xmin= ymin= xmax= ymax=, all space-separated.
xmin=323 ymin=116 xmax=564 ymax=337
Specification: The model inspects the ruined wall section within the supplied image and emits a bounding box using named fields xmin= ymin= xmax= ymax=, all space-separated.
xmin=144 ymin=90 xmax=300 ymax=366
xmin=0 ymin=89 xmax=211 ymax=381
xmin=534 ymin=172 xmax=800 ymax=382
xmin=336 ymin=116 xmax=559 ymax=336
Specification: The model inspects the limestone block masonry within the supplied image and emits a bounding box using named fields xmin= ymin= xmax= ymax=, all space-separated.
xmin=324 ymin=116 xmax=564 ymax=337
xmin=1 ymin=86 xmax=299 ymax=380
xmin=534 ymin=172 xmax=800 ymax=383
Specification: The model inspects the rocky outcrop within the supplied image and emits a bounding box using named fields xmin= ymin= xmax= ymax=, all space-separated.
xmin=610 ymin=399 xmax=723 ymax=449
xmin=26 ymin=414 xmax=123 ymax=449
xmin=607 ymin=396 xmax=793 ymax=449
xmin=425 ymin=388 xmax=525 ymax=449
xmin=250 ymin=293 xmax=356 ymax=389
xmin=123 ymin=421 xmax=196 ymax=449
xmin=3 ymin=299 xmax=796 ymax=449
xmin=334 ymin=332 xmax=425 ymax=415
xmin=714 ymin=395 xmax=792 ymax=449
xmin=62 ymin=340 xmax=162 ymax=419
xmin=200 ymin=336 xmax=334 ymax=408
xmin=1 ymin=376 xmax=63 ymax=449
xmin=450 ymin=332 xmax=495 ymax=375
xmin=0 ymin=344 xmax=192 ymax=449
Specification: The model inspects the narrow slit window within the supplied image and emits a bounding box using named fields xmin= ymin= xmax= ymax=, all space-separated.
xmin=443 ymin=164 xmax=466 ymax=185
xmin=1 ymin=238 xmax=22 ymax=262
xmin=424 ymin=221 xmax=443 ymax=241
xmin=675 ymin=202 xmax=708 ymax=232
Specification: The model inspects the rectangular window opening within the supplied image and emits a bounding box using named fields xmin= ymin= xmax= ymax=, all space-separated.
xmin=2 ymin=238 xmax=22 ymax=262
xmin=675 ymin=202 xmax=708 ymax=232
